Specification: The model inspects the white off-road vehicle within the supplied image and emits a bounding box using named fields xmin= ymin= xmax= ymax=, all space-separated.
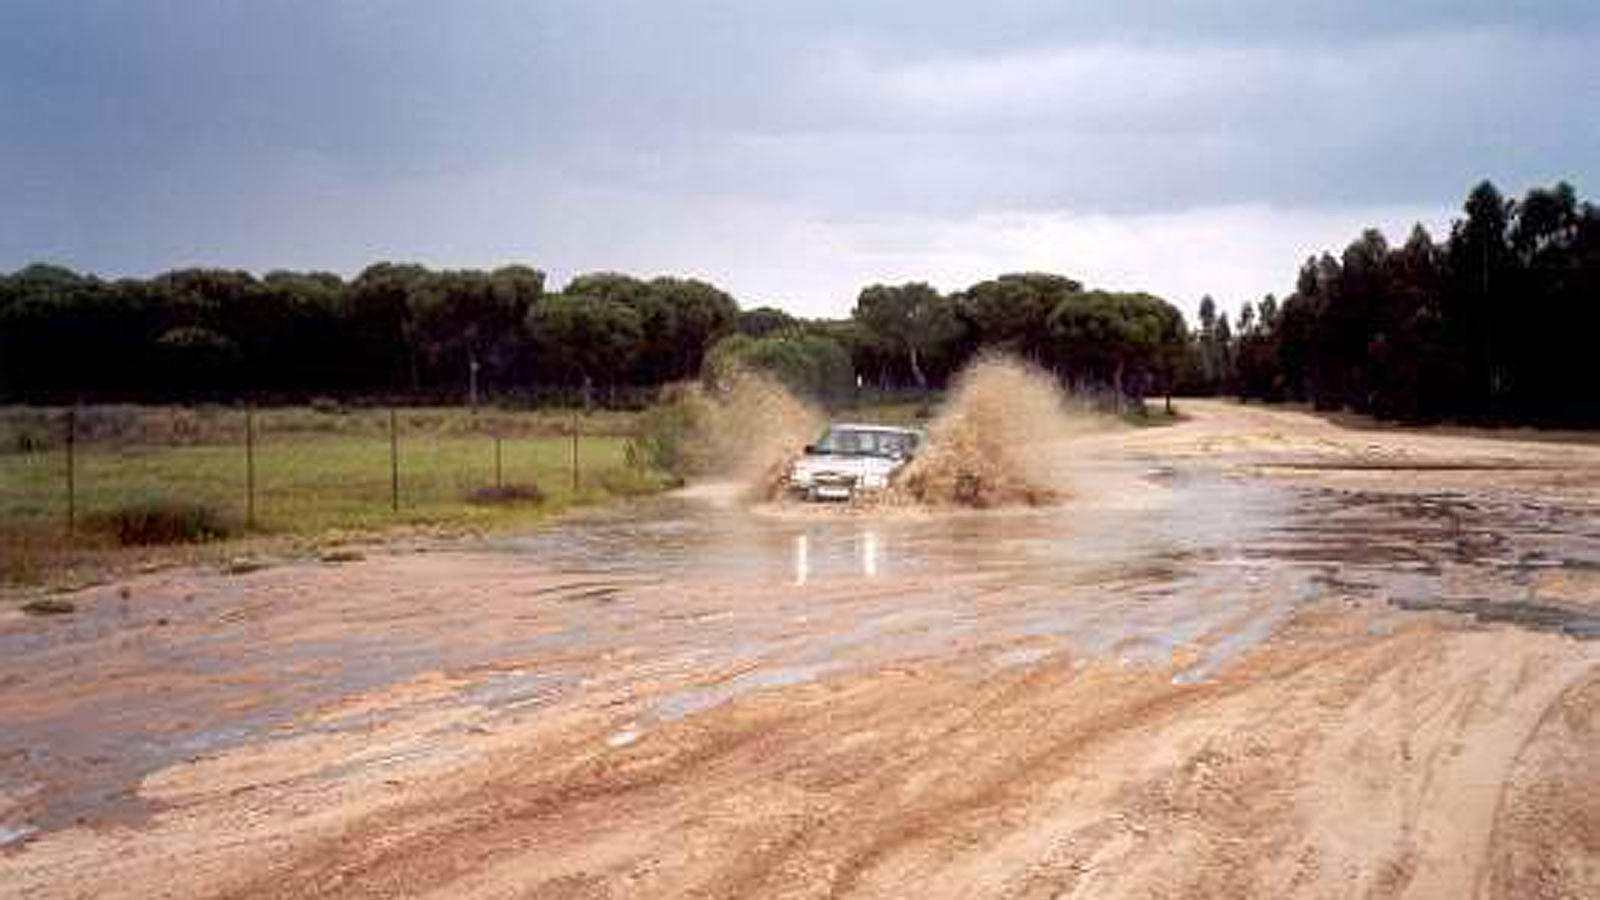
xmin=786 ymin=423 xmax=924 ymax=501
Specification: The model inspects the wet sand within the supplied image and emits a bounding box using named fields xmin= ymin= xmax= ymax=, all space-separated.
xmin=2 ymin=400 xmax=1597 ymax=898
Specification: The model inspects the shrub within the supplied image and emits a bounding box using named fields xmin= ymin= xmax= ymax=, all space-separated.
xmin=465 ymin=483 xmax=546 ymax=506
xmin=597 ymin=467 xmax=676 ymax=497
xmin=85 ymin=500 xmax=234 ymax=545
xmin=626 ymin=389 xmax=709 ymax=477
xmin=627 ymin=374 xmax=822 ymax=482
xmin=703 ymin=331 xmax=854 ymax=402
xmin=12 ymin=426 xmax=53 ymax=454
xmin=309 ymin=396 xmax=345 ymax=415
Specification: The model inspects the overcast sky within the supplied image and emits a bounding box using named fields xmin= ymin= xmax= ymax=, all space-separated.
xmin=3 ymin=2 xmax=1597 ymax=319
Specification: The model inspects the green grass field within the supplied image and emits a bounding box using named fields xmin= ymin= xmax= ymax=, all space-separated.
xmin=0 ymin=405 xmax=672 ymax=586
xmin=0 ymin=403 xmax=645 ymax=452
xmin=0 ymin=433 xmax=645 ymax=532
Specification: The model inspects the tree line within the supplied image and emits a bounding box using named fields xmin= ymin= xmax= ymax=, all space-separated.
xmin=0 ymin=264 xmax=739 ymax=402
xmin=698 ymin=274 xmax=1188 ymax=406
xmin=1189 ymin=180 xmax=1600 ymax=426
xmin=6 ymin=177 xmax=1592 ymax=425
xmin=0 ymin=260 xmax=1189 ymax=407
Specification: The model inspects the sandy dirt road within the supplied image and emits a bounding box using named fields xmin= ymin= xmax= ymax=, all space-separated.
xmin=2 ymin=400 xmax=1598 ymax=898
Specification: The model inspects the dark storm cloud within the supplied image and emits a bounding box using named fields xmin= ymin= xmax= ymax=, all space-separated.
xmin=3 ymin=1 xmax=1598 ymax=311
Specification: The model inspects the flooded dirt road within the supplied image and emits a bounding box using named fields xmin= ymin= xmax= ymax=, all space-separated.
xmin=2 ymin=401 xmax=1598 ymax=898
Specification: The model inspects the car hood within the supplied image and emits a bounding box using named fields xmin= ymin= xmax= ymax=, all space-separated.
xmin=790 ymin=454 xmax=904 ymax=478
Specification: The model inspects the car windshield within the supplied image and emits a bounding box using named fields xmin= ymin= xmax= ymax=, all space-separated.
xmin=813 ymin=427 xmax=917 ymax=458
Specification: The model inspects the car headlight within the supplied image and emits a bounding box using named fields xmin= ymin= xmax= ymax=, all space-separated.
xmin=861 ymin=473 xmax=887 ymax=489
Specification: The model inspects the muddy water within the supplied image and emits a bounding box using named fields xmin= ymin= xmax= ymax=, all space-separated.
xmin=499 ymin=472 xmax=1599 ymax=631
xmin=1 ymin=461 xmax=1597 ymax=850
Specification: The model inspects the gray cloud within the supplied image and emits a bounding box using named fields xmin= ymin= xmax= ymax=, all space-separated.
xmin=2 ymin=1 xmax=1597 ymax=316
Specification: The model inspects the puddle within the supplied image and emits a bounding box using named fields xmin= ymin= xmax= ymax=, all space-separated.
xmin=991 ymin=647 xmax=1054 ymax=668
xmin=1172 ymin=602 xmax=1294 ymax=685
xmin=0 ymin=594 xmax=597 ymax=838
xmin=461 ymin=670 xmax=573 ymax=711
xmin=653 ymin=662 xmax=842 ymax=721
xmin=0 ymin=824 xmax=37 ymax=849
xmin=1259 ymin=460 xmax=1549 ymax=472
xmin=1393 ymin=596 xmax=1600 ymax=639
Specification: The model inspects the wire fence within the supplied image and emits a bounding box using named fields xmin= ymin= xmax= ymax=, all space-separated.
xmin=0 ymin=404 xmax=640 ymax=537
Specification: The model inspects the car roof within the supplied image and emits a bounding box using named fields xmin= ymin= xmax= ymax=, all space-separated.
xmin=827 ymin=422 xmax=923 ymax=435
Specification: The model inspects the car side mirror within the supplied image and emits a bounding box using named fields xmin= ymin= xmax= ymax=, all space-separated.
xmin=803 ymin=444 xmax=818 ymax=454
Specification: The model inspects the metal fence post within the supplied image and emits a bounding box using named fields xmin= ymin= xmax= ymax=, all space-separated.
xmin=570 ymin=426 xmax=579 ymax=492
xmin=389 ymin=407 xmax=400 ymax=512
xmin=65 ymin=406 xmax=76 ymax=536
xmin=245 ymin=405 xmax=256 ymax=529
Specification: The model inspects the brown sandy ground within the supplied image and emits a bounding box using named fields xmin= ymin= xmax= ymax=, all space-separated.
xmin=1 ymin=399 xmax=1597 ymax=899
